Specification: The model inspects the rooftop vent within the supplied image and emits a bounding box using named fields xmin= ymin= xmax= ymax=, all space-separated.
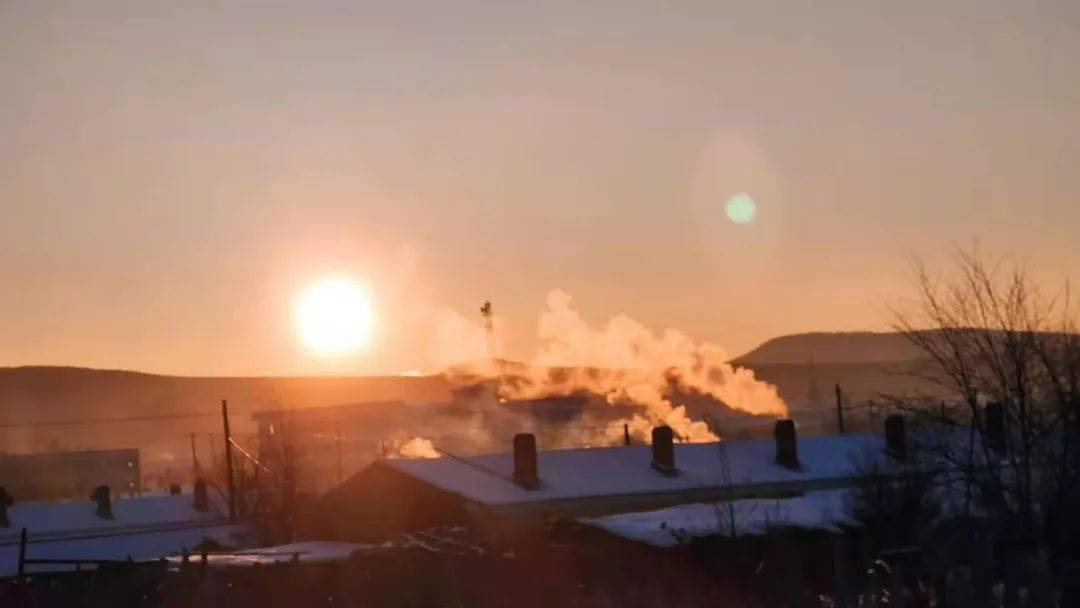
xmin=512 ymin=433 xmax=540 ymax=490
xmin=651 ymin=426 xmax=678 ymax=476
xmin=774 ymin=419 xmax=799 ymax=469
xmin=91 ymin=485 xmax=113 ymax=520
xmin=885 ymin=414 xmax=907 ymax=461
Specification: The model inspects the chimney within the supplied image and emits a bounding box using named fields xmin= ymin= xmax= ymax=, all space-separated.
xmin=774 ymin=419 xmax=799 ymax=469
xmin=651 ymin=426 xmax=677 ymax=476
xmin=512 ymin=433 xmax=539 ymax=490
xmin=985 ymin=402 xmax=1007 ymax=454
xmin=91 ymin=485 xmax=113 ymax=519
xmin=0 ymin=487 xmax=12 ymax=527
xmin=884 ymin=415 xmax=906 ymax=461
xmin=193 ymin=478 xmax=209 ymax=512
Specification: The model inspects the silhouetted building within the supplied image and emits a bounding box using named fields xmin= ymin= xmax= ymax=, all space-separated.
xmin=305 ymin=422 xmax=901 ymax=542
xmin=0 ymin=449 xmax=140 ymax=502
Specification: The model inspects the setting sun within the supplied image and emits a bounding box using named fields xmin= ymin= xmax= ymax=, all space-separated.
xmin=295 ymin=278 xmax=374 ymax=355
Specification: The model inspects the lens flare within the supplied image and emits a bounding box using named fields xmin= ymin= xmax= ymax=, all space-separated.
xmin=725 ymin=193 xmax=757 ymax=224
xmin=296 ymin=278 xmax=374 ymax=355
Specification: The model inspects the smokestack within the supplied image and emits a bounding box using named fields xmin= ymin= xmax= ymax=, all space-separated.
xmin=0 ymin=487 xmax=11 ymax=527
xmin=774 ymin=419 xmax=799 ymax=469
xmin=985 ymin=402 xmax=1007 ymax=454
xmin=512 ymin=433 xmax=540 ymax=490
xmin=193 ymin=478 xmax=209 ymax=512
xmin=651 ymin=426 xmax=677 ymax=476
xmin=884 ymin=415 xmax=906 ymax=461
xmin=91 ymin=485 xmax=113 ymax=519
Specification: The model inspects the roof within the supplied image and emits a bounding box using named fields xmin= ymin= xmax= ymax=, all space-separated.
xmin=580 ymin=488 xmax=856 ymax=547
xmin=4 ymin=493 xmax=223 ymax=537
xmin=0 ymin=492 xmax=247 ymax=577
xmin=384 ymin=433 xmax=888 ymax=511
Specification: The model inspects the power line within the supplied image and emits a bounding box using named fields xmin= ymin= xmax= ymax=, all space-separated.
xmin=0 ymin=410 xmax=254 ymax=429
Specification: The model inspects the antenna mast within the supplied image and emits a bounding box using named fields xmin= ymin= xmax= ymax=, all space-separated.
xmin=480 ymin=301 xmax=495 ymax=363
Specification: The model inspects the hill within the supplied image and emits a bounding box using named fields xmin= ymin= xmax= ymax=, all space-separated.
xmin=734 ymin=331 xmax=926 ymax=366
xmin=732 ymin=331 xmax=939 ymax=411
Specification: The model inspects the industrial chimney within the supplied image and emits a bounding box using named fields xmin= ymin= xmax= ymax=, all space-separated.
xmin=774 ymin=419 xmax=799 ymax=469
xmin=985 ymin=402 xmax=1007 ymax=454
xmin=651 ymin=426 xmax=677 ymax=476
xmin=884 ymin=414 xmax=907 ymax=461
xmin=512 ymin=433 xmax=540 ymax=490
xmin=91 ymin=485 xmax=113 ymax=520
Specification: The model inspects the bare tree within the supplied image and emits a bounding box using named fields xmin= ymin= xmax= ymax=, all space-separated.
xmin=889 ymin=247 xmax=1080 ymax=604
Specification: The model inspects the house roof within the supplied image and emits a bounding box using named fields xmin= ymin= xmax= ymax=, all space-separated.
xmin=0 ymin=492 xmax=247 ymax=577
xmin=384 ymin=433 xmax=888 ymax=509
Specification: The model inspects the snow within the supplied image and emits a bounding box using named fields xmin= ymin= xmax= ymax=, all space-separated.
xmin=0 ymin=524 xmax=248 ymax=576
xmin=3 ymin=493 xmax=225 ymax=540
xmin=0 ymin=492 xmax=246 ymax=577
xmin=580 ymin=489 xmax=856 ymax=547
xmin=386 ymin=434 xmax=887 ymax=507
xmin=165 ymin=541 xmax=367 ymax=567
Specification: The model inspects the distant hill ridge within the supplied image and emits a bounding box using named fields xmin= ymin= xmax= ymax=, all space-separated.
xmin=734 ymin=331 xmax=927 ymax=366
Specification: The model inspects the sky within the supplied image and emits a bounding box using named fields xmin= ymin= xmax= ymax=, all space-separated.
xmin=1 ymin=0 xmax=1078 ymax=376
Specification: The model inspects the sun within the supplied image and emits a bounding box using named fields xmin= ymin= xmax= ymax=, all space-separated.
xmin=295 ymin=278 xmax=374 ymax=355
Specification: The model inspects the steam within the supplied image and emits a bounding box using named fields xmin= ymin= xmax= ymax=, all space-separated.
xmin=442 ymin=290 xmax=787 ymax=444
xmin=388 ymin=437 xmax=440 ymax=459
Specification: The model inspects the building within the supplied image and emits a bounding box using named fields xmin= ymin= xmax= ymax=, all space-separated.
xmin=0 ymin=489 xmax=247 ymax=577
xmin=304 ymin=419 xmax=910 ymax=542
xmin=0 ymin=449 xmax=141 ymax=502
xmin=250 ymin=396 xmax=626 ymax=495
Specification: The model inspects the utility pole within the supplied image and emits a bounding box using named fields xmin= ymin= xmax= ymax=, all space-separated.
xmin=190 ymin=433 xmax=200 ymax=483
xmin=835 ymin=384 xmax=846 ymax=435
xmin=221 ymin=399 xmax=236 ymax=523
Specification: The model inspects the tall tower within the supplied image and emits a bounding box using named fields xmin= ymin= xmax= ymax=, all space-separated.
xmin=480 ymin=301 xmax=495 ymax=362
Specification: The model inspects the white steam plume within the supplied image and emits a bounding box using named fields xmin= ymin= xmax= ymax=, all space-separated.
xmin=437 ymin=289 xmax=787 ymax=444
xmin=388 ymin=437 xmax=440 ymax=459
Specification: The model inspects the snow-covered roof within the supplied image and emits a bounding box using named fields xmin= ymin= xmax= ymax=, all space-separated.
xmin=0 ymin=492 xmax=248 ymax=577
xmin=4 ymin=493 xmax=223 ymax=538
xmin=385 ymin=434 xmax=887 ymax=509
xmin=0 ymin=523 xmax=247 ymax=577
xmin=580 ymin=489 xmax=856 ymax=547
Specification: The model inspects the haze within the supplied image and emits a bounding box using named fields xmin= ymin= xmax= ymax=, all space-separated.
xmin=2 ymin=1 xmax=1078 ymax=376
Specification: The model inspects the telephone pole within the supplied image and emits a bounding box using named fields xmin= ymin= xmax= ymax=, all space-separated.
xmin=190 ymin=432 xmax=200 ymax=483
xmin=221 ymin=399 xmax=236 ymax=523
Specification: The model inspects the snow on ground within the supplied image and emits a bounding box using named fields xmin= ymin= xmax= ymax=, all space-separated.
xmin=388 ymin=435 xmax=886 ymax=506
xmin=165 ymin=541 xmax=369 ymax=567
xmin=580 ymin=489 xmax=856 ymax=548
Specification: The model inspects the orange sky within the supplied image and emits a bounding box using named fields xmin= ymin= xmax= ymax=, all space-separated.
xmin=2 ymin=1 xmax=1078 ymax=376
